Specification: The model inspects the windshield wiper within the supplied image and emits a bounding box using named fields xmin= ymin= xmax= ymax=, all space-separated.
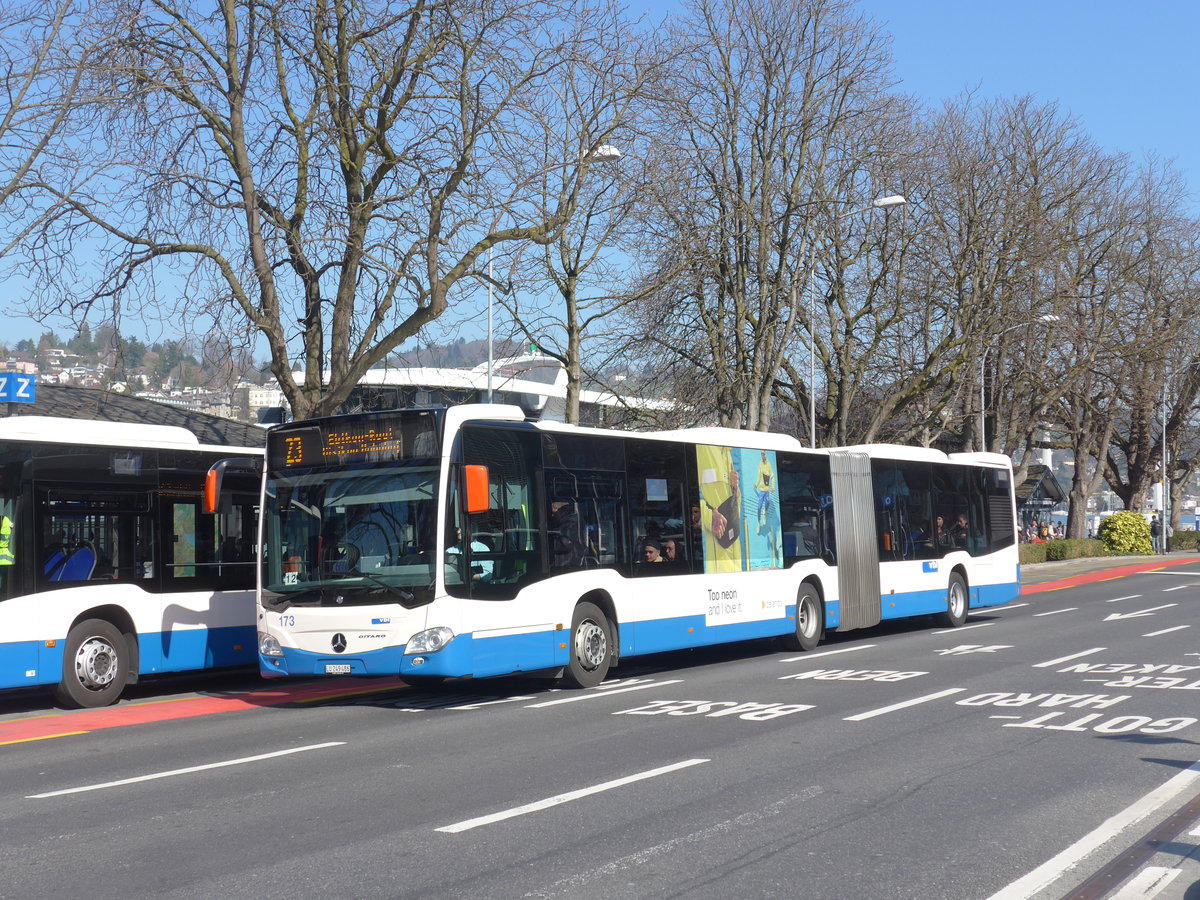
xmin=348 ymin=570 xmax=415 ymax=604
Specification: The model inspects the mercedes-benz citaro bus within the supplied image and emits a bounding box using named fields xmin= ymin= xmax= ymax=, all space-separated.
xmin=249 ymin=404 xmax=1018 ymax=688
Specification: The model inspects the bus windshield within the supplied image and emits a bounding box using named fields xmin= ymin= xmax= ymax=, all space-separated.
xmin=263 ymin=461 xmax=439 ymax=607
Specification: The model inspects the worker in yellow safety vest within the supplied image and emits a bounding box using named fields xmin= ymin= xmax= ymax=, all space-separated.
xmin=0 ymin=515 xmax=13 ymax=566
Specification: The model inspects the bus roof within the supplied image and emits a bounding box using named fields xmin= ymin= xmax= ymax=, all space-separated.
xmin=0 ymin=415 xmax=262 ymax=453
xmin=4 ymin=384 xmax=264 ymax=449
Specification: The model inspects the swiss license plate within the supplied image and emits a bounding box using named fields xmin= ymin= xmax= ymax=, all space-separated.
xmin=324 ymin=664 xmax=352 ymax=675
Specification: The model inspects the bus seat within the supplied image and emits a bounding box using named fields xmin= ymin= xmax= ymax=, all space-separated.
xmin=55 ymin=545 xmax=97 ymax=582
xmin=43 ymin=550 xmax=66 ymax=578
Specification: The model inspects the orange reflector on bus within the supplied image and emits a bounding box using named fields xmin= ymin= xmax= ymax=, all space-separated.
xmin=44 ymin=640 xmax=56 ymax=648
xmin=203 ymin=468 xmax=220 ymax=514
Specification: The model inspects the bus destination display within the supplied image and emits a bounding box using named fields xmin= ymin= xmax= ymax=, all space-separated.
xmin=270 ymin=420 xmax=403 ymax=468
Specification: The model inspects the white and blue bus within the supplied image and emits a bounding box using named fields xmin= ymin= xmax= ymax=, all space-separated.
xmin=0 ymin=416 xmax=261 ymax=707
xmin=253 ymin=404 xmax=1019 ymax=687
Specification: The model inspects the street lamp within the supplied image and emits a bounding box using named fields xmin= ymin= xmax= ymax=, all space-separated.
xmin=977 ymin=313 xmax=1061 ymax=451
xmin=806 ymin=194 xmax=907 ymax=447
xmin=487 ymin=144 xmax=622 ymax=402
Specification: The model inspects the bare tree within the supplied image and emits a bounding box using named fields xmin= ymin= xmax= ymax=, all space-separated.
xmin=632 ymin=0 xmax=893 ymax=432
xmin=25 ymin=0 xmax=629 ymax=419
xmin=492 ymin=1 xmax=665 ymax=424
xmin=0 ymin=0 xmax=92 ymax=257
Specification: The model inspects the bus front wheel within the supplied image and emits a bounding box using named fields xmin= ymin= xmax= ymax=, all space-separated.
xmin=941 ymin=574 xmax=968 ymax=628
xmin=563 ymin=602 xmax=611 ymax=689
xmin=782 ymin=584 xmax=823 ymax=652
xmin=55 ymin=619 xmax=130 ymax=709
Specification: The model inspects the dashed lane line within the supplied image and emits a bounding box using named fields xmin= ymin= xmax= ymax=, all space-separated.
xmin=931 ymin=622 xmax=994 ymax=634
xmin=1033 ymin=608 xmax=1078 ymax=617
xmin=780 ymin=644 xmax=876 ymax=663
xmin=436 ymin=758 xmax=709 ymax=834
xmin=1143 ymin=625 xmax=1190 ymax=637
xmin=525 ymin=680 xmax=683 ymax=708
xmin=1034 ymin=648 xmax=1106 ymax=668
xmin=27 ymin=741 xmax=346 ymax=798
xmin=843 ymin=687 xmax=966 ymax=722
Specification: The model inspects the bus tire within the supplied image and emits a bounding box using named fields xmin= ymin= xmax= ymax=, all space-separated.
xmin=781 ymin=584 xmax=823 ymax=652
xmin=941 ymin=573 xmax=968 ymax=628
xmin=54 ymin=619 xmax=130 ymax=709
xmin=562 ymin=602 xmax=611 ymax=689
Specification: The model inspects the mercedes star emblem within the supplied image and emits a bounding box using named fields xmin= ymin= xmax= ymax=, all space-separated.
xmin=331 ymin=633 xmax=347 ymax=653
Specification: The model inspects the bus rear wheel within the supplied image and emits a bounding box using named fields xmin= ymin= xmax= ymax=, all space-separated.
xmin=941 ymin=573 xmax=968 ymax=628
xmin=55 ymin=619 xmax=130 ymax=709
xmin=781 ymin=584 xmax=823 ymax=652
xmin=563 ymin=601 xmax=611 ymax=689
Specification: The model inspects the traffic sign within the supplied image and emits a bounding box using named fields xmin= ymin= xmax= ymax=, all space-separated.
xmin=0 ymin=373 xmax=37 ymax=404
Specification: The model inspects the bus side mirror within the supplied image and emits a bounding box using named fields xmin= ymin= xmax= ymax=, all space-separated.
xmin=203 ymin=458 xmax=263 ymax=514
xmin=464 ymin=465 xmax=490 ymax=514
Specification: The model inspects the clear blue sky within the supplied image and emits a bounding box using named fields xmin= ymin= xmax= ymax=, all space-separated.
xmin=11 ymin=0 xmax=1198 ymax=346
xmin=857 ymin=0 xmax=1199 ymax=196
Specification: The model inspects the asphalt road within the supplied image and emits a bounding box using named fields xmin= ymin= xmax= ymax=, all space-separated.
xmin=2 ymin=557 xmax=1199 ymax=900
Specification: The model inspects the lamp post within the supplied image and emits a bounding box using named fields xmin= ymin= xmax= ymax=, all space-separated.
xmin=806 ymin=194 xmax=907 ymax=447
xmin=486 ymin=144 xmax=621 ymax=402
xmin=977 ymin=313 xmax=1061 ymax=451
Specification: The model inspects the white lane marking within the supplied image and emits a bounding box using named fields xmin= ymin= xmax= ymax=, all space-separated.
xmin=1189 ymin=823 xmax=1200 ymax=838
xmin=843 ymin=688 xmax=965 ymax=722
xmin=1108 ymin=594 xmax=1142 ymax=603
xmin=984 ymin=758 xmax=1200 ymax=900
xmin=989 ymin=602 xmax=1030 ymax=612
xmin=1111 ymin=866 xmax=1181 ymax=899
xmin=27 ymin=742 xmax=346 ymax=799
xmin=1033 ymin=607 xmax=1078 ymax=617
xmin=524 ymin=785 xmax=824 ymax=898
xmin=1144 ymin=570 xmax=1200 ymax=577
xmin=1034 ymin=647 xmax=1105 ymax=667
xmin=1162 ymin=585 xmax=1193 ymax=592
xmin=781 ymin=644 xmax=876 ymax=663
xmin=1143 ymin=625 xmax=1190 ymax=637
xmin=1104 ymin=604 xmax=1178 ymax=621
xmin=446 ymin=696 xmax=537 ymax=710
xmin=436 ymin=758 xmax=709 ymax=834
xmin=526 ymin=680 xmax=683 ymax=708
xmin=931 ymin=622 xmax=994 ymax=634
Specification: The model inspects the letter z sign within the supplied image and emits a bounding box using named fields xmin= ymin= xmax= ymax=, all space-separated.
xmin=0 ymin=373 xmax=37 ymax=404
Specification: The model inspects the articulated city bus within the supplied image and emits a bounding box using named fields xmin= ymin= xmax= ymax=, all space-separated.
xmin=0 ymin=416 xmax=261 ymax=707
xmin=252 ymin=404 xmax=1019 ymax=687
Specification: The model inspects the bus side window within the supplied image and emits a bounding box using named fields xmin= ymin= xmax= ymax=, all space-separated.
xmin=457 ymin=426 xmax=542 ymax=599
xmin=626 ymin=440 xmax=687 ymax=577
xmin=778 ymin=453 xmax=833 ymax=563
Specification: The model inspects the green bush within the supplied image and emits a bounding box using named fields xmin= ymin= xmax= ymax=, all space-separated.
xmin=1044 ymin=538 xmax=1106 ymax=561
xmin=1097 ymin=511 xmax=1152 ymax=555
xmin=1020 ymin=543 xmax=1048 ymax=564
xmin=1170 ymin=530 xmax=1199 ymax=551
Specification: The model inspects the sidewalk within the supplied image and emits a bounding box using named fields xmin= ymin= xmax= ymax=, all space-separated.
xmin=1021 ymin=551 xmax=1200 ymax=587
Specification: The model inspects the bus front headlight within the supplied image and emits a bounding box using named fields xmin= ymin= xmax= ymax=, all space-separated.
xmin=406 ymin=626 xmax=454 ymax=654
xmin=258 ymin=632 xmax=284 ymax=657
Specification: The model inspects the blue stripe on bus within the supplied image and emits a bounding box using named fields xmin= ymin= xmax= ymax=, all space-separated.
xmin=0 ymin=640 xmax=42 ymax=689
xmin=258 ymin=579 xmax=1020 ymax=681
xmin=0 ymin=624 xmax=257 ymax=691
xmin=137 ymin=625 xmax=257 ymax=674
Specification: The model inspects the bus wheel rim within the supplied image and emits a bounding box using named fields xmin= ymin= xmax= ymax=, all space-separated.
xmin=75 ymin=637 xmax=118 ymax=690
xmin=799 ymin=596 xmax=817 ymax=637
xmin=575 ymin=619 xmax=607 ymax=670
xmin=950 ymin=582 xmax=965 ymax=617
